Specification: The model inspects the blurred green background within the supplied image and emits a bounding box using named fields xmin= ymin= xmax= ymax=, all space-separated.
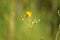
xmin=0 ymin=0 xmax=60 ymax=40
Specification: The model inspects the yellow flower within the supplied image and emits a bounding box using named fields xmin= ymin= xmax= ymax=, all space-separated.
xmin=26 ymin=11 xmax=32 ymax=17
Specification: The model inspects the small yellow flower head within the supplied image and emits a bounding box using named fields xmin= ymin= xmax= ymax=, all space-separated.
xmin=26 ymin=11 xmax=32 ymax=17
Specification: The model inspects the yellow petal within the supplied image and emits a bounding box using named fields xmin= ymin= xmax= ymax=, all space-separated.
xmin=26 ymin=11 xmax=32 ymax=17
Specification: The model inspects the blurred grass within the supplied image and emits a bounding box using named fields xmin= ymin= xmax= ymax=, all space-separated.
xmin=0 ymin=0 xmax=60 ymax=40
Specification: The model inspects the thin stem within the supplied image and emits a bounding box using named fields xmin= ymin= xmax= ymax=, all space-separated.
xmin=55 ymin=31 xmax=59 ymax=40
xmin=55 ymin=24 xmax=60 ymax=40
